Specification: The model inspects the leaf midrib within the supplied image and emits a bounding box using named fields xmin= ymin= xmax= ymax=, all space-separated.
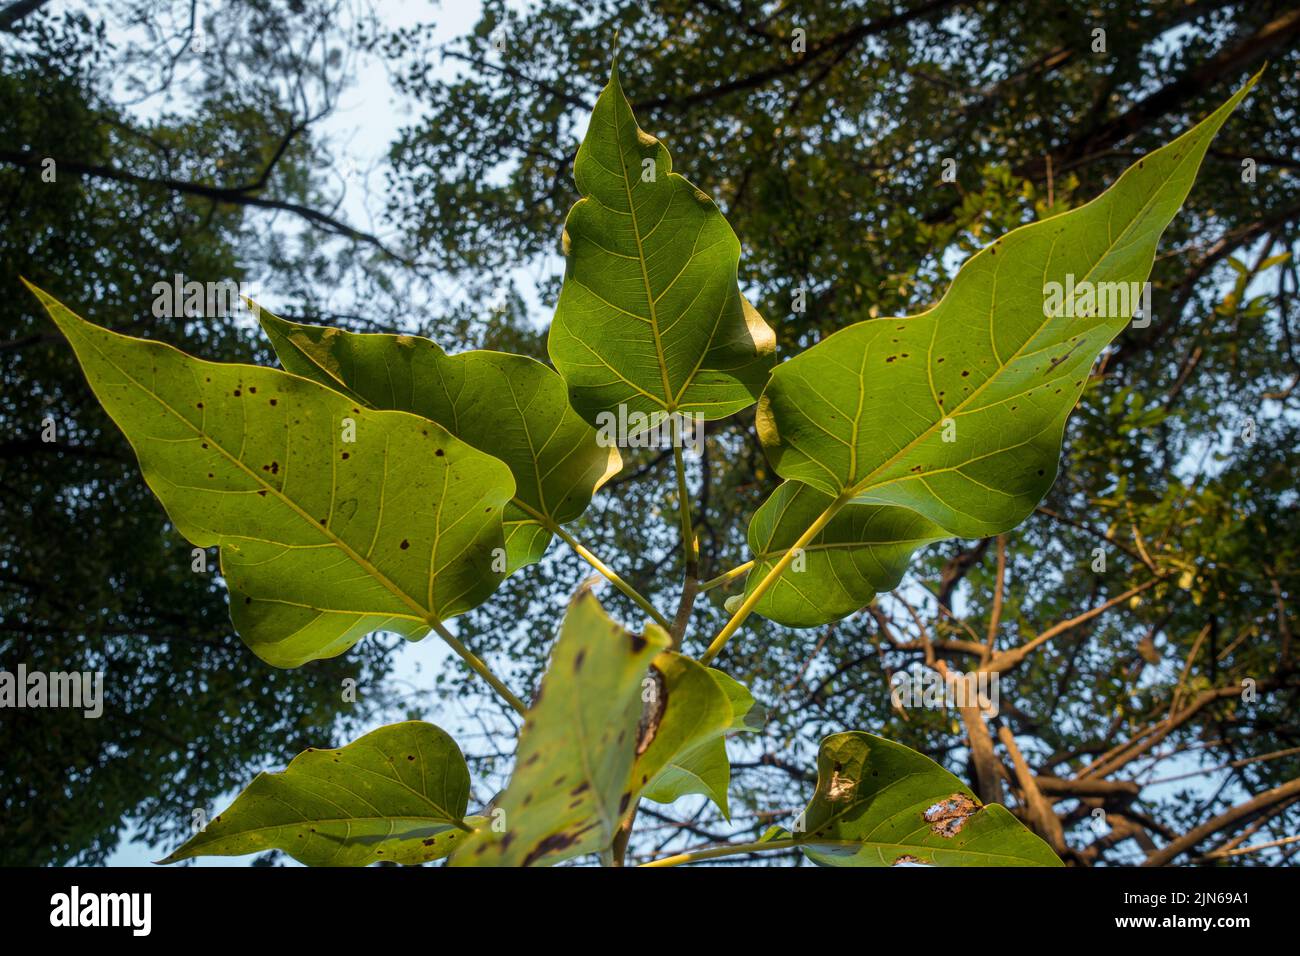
xmin=187 ymin=813 xmax=466 ymax=843
xmin=785 ymin=139 xmax=1204 ymax=512
xmin=614 ymin=109 xmax=678 ymax=413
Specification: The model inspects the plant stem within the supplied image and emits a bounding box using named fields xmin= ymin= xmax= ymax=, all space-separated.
xmin=668 ymin=432 xmax=701 ymax=647
xmin=611 ymin=808 xmax=636 ymax=866
xmin=699 ymin=560 xmax=754 ymax=592
xmin=699 ymin=493 xmax=849 ymax=664
xmin=671 ymin=435 xmax=699 ymax=573
xmin=512 ymin=498 xmax=669 ymax=629
xmin=640 ymin=837 xmax=804 ymax=867
xmin=429 ymin=619 xmax=527 ymax=717
xmin=547 ymin=521 xmax=672 ymax=631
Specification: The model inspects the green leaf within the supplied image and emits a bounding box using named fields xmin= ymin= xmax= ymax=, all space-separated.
xmin=160 ymin=722 xmax=475 ymax=866
xmin=749 ymin=76 xmax=1256 ymax=621
xmin=28 ymin=283 xmax=515 ymax=667
xmin=547 ymin=64 xmax=775 ymax=429
xmin=632 ymin=654 xmax=731 ymax=815
xmin=797 ymin=732 xmax=1061 ymax=867
xmin=258 ymin=311 xmax=621 ymax=574
xmin=639 ymin=663 xmax=764 ymax=819
xmin=745 ymin=481 xmax=946 ymax=626
xmin=451 ymin=588 xmax=669 ymax=866
xmin=709 ymin=667 xmax=767 ymax=732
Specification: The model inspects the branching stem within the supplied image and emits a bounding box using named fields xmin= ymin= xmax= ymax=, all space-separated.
xmin=700 ymin=492 xmax=849 ymax=664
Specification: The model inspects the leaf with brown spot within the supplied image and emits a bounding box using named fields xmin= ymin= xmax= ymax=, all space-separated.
xmin=746 ymin=75 xmax=1259 ymax=628
xmin=797 ymin=732 xmax=1061 ymax=867
xmin=26 ymin=284 xmax=515 ymax=668
xmin=636 ymin=659 xmax=762 ymax=820
xmin=259 ymin=310 xmax=620 ymax=575
xmin=451 ymin=588 xmax=668 ymax=867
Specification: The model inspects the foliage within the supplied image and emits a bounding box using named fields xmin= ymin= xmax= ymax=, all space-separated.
xmin=25 ymin=58 xmax=1258 ymax=867
xmin=384 ymin=1 xmax=1300 ymax=867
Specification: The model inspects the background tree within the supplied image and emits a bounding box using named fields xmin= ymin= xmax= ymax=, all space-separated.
xmin=0 ymin=2 xmax=419 ymax=864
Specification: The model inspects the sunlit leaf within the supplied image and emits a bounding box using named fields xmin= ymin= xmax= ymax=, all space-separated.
xmin=747 ymin=77 xmax=1257 ymax=626
xmin=547 ymin=64 xmax=775 ymax=429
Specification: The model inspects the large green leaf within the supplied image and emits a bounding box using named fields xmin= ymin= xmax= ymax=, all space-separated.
xmin=547 ymin=64 xmax=775 ymax=428
xmin=744 ymin=481 xmax=946 ymax=626
xmin=161 ymin=722 xmax=475 ymax=866
xmin=28 ymin=283 xmax=514 ymax=667
xmin=748 ymin=76 xmax=1256 ymax=623
xmin=798 ymin=732 xmax=1061 ymax=867
xmin=451 ymin=588 xmax=669 ymax=866
xmin=259 ymin=311 xmax=621 ymax=573
xmin=639 ymin=662 xmax=763 ymax=819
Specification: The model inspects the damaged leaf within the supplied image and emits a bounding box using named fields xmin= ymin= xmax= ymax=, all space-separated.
xmin=797 ymin=732 xmax=1061 ymax=867
xmin=640 ymin=666 xmax=763 ymax=819
xmin=630 ymin=655 xmax=757 ymax=819
xmin=451 ymin=588 xmax=668 ymax=867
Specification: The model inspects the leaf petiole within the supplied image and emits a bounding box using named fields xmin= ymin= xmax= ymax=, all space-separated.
xmin=700 ymin=492 xmax=850 ymax=663
xmin=428 ymin=619 xmax=527 ymax=717
xmin=545 ymin=519 xmax=672 ymax=631
xmin=640 ymin=837 xmax=818 ymax=867
xmin=698 ymin=560 xmax=754 ymax=593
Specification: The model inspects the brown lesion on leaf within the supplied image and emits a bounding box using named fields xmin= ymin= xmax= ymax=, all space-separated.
xmin=635 ymin=666 xmax=667 ymax=755
xmin=521 ymin=823 xmax=596 ymax=867
xmin=923 ymin=792 xmax=980 ymax=838
xmin=892 ymin=854 xmax=922 ymax=866
xmin=827 ymin=765 xmax=855 ymax=802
